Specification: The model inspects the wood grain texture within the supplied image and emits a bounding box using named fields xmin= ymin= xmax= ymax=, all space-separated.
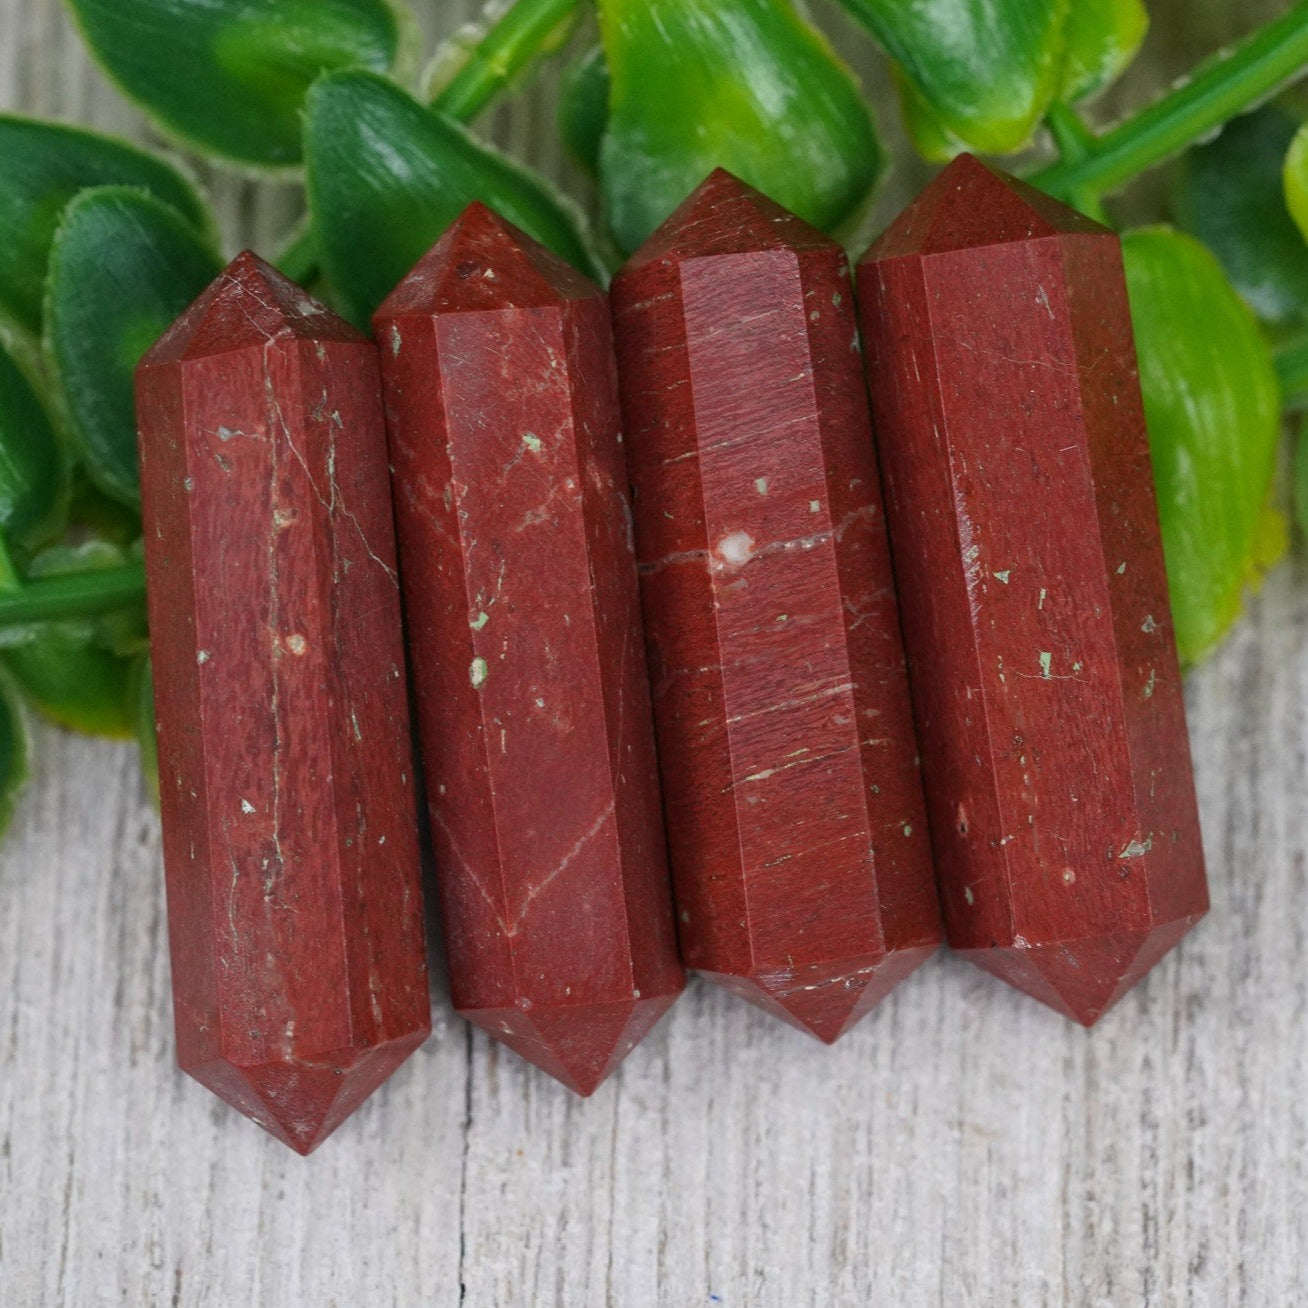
xmin=1 ymin=1 xmax=1306 ymax=1304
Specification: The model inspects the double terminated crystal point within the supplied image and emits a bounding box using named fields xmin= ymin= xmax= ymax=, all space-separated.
xmin=375 ymin=204 xmax=684 ymax=1095
xmin=857 ymin=155 xmax=1208 ymax=1024
xmin=135 ymin=253 xmax=430 ymax=1152
xmin=611 ymin=170 xmax=942 ymax=1042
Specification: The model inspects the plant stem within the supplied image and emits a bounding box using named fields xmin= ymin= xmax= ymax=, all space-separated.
xmin=429 ymin=0 xmax=581 ymax=121
xmin=0 ymin=562 xmax=146 ymax=627
xmin=1045 ymin=102 xmax=1096 ymax=159
xmin=1030 ymin=1 xmax=1308 ymax=201
xmin=1276 ymin=335 xmax=1308 ymax=410
xmin=1043 ymin=103 xmax=1110 ymax=224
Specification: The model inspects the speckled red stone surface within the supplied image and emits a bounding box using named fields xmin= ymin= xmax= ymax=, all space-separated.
xmin=856 ymin=155 xmax=1208 ymax=1025
xmin=610 ymin=170 xmax=941 ymax=1043
xmin=134 ymin=253 xmax=430 ymax=1152
xmin=374 ymin=204 xmax=684 ymax=1095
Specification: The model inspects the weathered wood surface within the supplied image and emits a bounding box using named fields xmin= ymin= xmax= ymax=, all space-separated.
xmin=1 ymin=1 xmax=1305 ymax=1304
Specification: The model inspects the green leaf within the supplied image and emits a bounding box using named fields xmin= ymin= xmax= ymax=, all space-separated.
xmin=836 ymin=0 xmax=1068 ymax=155
xmin=1278 ymin=335 xmax=1308 ymax=413
xmin=0 ymin=340 xmax=67 ymax=553
xmin=1296 ymin=423 xmax=1308 ymax=540
xmin=1173 ymin=104 xmax=1308 ymax=329
xmin=129 ymin=653 xmax=159 ymax=805
xmin=0 ymin=670 xmax=30 ymax=840
xmin=65 ymin=468 xmax=143 ymax=547
xmin=306 ymin=69 xmax=603 ymax=327
xmin=1 ymin=539 xmax=142 ymax=738
xmin=1123 ymin=227 xmax=1284 ymax=666
xmin=893 ymin=61 xmax=968 ymax=164
xmin=44 ymin=187 xmax=222 ymax=507
xmin=64 ymin=0 xmax=409 ymax=168
xmin=558 ymin=44 xmax=609 ymax=176
xmin=1286 ymin=121 xmax=1308 ymax=245
xmin=0 ymin=115 xmax=211 ymax=335
xmin=597 ymin=0 xmax=883 ymax=255
xmin=1058 ymin=0 xmax=1148 ymax=103
xmin=5 ymin=635 xmax=135 ymax=738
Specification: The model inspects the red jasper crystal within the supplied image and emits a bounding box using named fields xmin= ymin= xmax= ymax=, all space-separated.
xmin=373 ymin=204 xmax=684 ymax=1095
xmin=135 ymin=252 xmax=430 ymax=1153
xmin=856 ymin=155 xmax=1208 ymax=1025
xmin=610 ymin=170 xmax=942 ymax=1043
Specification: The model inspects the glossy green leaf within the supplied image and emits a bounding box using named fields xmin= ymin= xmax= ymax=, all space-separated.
xmin=0 ymin=115 xmax=210 ymax=334
xmin=45 ymin=187 xmax=222 ymax=507
xmin=597 ymin=0 xmax=883 ymax=255
xmin=65 ymin=469 xmax=143 ymax=547
xmin=1058 ymin=0 xmax=1148 ymax=103
xmin=94 ymin=539 xmax=150 ymax=658
xmin=1278 ymin=336 xmax=1308 ymax=414
xmin=1 ymin=540 xmax=142 ymax=738
xmin=1173 ymin=105 xmax=1308 ymax=328
xmin=558 ymin=44 xmax=609 ymax=176
xmin=0 ymin=670 xmax=30 ymax=840
xmin=1123 ymin=227 xmax=1284 ymax=666
xmin=836 ymin=0 xmax=1068 ymax=155
xmin=893 ymin=62 xmax=967 ymax=164
xmin=129 ymin=653 xmax=159 ymax=806
xmin=1296 ymin=424 xmax=1308 ymax=540
xmin=306 ymin=69 xmax=603 ymax=327
xmin=64 ymin=0 xmax=407 ymax=168
xmin=5 ymin=635 xmax=135 ymax=738
xmin=0 ymin=340 xmax=67 ymax=553
xmin=1287 ymin=122 xmax=1308 ymax=245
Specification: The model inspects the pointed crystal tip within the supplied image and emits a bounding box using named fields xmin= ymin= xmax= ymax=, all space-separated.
xmin=703 ymin=943 xmax=939 ymax=1044
xmin=620 ymin=167 xmax=836 ymax=273
xmin=185 ymin=1028 xmax=428 ymax=1154
xmin=862 ymin=153 xmax=1109 ymax=264
xmin=373 ymin=201 xmax=598 ymax=324
xmin=959 ymin=915 xmax=1204 ymax=1026
xmin=142 ymin=249 xmax=363 ymax=367
xmin=466 ymin=991 xmax=680 ymax=1096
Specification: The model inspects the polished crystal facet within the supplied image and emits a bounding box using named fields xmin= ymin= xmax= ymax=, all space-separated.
xmin=856 ymin=155 xmax=1208 ymax=1024
xmin=375 ymin=206 xmax=684 ymax=1094
xmin=611 ymin=171 xmax=942 ymax=1042
xmin=136 ymin=253 xmax=430 ymax=1151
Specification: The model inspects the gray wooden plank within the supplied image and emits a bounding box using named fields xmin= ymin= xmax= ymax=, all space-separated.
xmin=1 ymin=0 xmax=1306 ymax=1303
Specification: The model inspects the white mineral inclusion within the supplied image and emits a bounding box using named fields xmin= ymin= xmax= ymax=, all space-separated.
xmin=469 ymin=657 xmax=489 ymax=689
xmin=714 ymin=530 xmax=755 ymax=568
